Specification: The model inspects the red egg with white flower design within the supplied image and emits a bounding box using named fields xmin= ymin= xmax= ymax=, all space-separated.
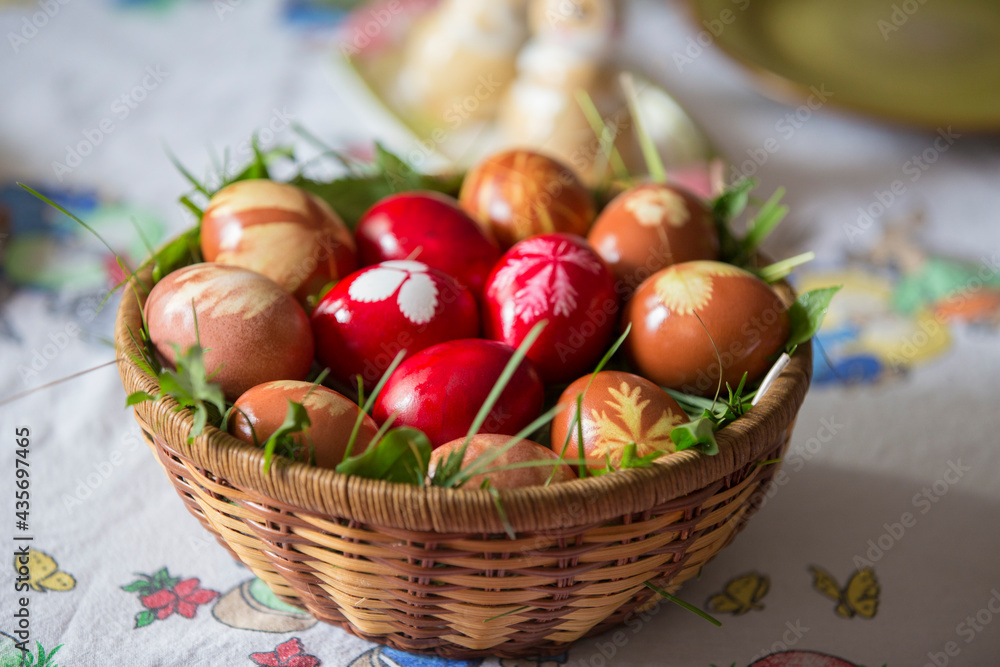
xmin=311 ymin=260 xmax=479 ymax=391
xmin=482 ymin=233 xmax=619 ymax=384
xmin=144 ymin=263 xmax=314 ymax=401
xmin=373 ymin=339 xmax=545 ymax=448
xmin=355 ymin=191 xmax=501 ymax=298
xmin=201 ymin=179 xmax=357 ymax=305
xmin=623 ymin=261 xmax=790 ymax=396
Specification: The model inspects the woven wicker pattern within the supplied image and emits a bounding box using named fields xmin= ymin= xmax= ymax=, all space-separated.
xmin=115 ymin=266 xmax=811 ymax=659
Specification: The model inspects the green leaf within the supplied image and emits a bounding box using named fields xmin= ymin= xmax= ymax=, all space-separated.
xmin=618 ymin=442 xmax=664 ymax=469
xmin=262 ymin=400 xmax=312 ymax=474
xmin=134 ymin=610 xmax=155 ymax=629
xmin=671 ymin=414 xmax=719 ymax=456
xmin=740 ymin=187 xmax=788 ymax=255
xmin=343 ymin=349 xmax=407 ymax=462
xmin=152 ymin=226 xmax=202 ymax=283
xmin=712 ymin=178 xmax=754 ymax=223
xmin=120 ymin=580 xmax=152 ymax=593
xmin=336 ymin=427 xmax=432 ymax=485
xmin=756 ymin=251 xmax=815 ymax=283
xmin=787 ymin=286 xmax=842 ymax=349
xmin=126 ymin=391 xmax=156 ymax=406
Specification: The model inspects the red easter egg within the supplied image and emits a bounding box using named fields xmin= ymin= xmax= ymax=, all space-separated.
xmin=373 ymin=339 xmax=544 ymax=448
xmin=429 ymin=434 xmax=576 ymax=488
xmin=144 ymin=263 xmax=314 ymax=401
xmin=459 ymin=149 xmax=595 ymax=249
xmin=201 ymin=179 xmax=356 ymax=304
xmin=588 ymin=183 xmax=719 ymax=294
xmin=482 ymin=233 xmax=619 ymax=384
xmin=355 ymin=191 xmax=501 ymax=297
xmin=311 ymin=260 xmax=479 ymax=391
xmin=550 ymin=371 xmax=689 ymax=471
xmin=623 ymin=261 xmax=791 ymax=396
xmin=229 ymin=380 xmax=378 ymax=469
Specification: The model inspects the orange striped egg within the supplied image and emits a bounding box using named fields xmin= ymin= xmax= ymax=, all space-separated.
xmin=201 ymin=180 xmax=356 ymax=305
xmin=459 ymin=149 xmax=595 ymax=249
xmin=144 ymin=263 xmax=314 ymax=401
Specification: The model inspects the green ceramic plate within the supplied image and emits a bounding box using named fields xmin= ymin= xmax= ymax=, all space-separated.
xmin=687 ymin=0 xmax=1000 ymax=130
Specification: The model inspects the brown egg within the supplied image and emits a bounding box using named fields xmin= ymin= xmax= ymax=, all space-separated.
xmin=144 ymin=263 xmax=314 ymax=401
xmin=588 ymin=183 xmax=719 ymax=295
xmin=229 ymin=381 xmax=378 ymax=469
xmin=623 ymin=261 xmax=790 ymax=396
xmin=201 ymin=179 xmax=357 ymax=304
xmin=459 ymin=149 xmax=595 ymax=249
xmin=551 ymin=371 xmax=688 ymax=471
xmin=429 ymin=434 xmax=577 ymax=488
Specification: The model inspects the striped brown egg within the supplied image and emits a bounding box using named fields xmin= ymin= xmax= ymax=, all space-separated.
xmin=550 ymin=371 xmax=688 ymax=471
xmin=229 ymin=380 xmax=377 ymax=469
xmin=201 ymin=179 xmax=356 ymax=305
xmin=429 ymin=434 xmax=576 ymax=488
xmin=588 ymin=183 xmax=719 ymax=294
xmin=144 ymin=263 xmax=314 ymax=401
xmin=623 ymin=261 xmax=790 ymax=396
xmin=459 ymin=149 xmax=595 ymax=249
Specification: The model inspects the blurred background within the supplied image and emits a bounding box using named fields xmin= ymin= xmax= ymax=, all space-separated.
xmin=1 ymin=1 xmax=999 ymax=665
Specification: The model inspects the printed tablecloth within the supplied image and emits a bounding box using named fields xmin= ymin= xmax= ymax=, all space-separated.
xmin=2 ymin=1 xmax=1000 ymax=665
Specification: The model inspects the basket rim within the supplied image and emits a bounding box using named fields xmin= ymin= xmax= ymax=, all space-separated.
xmin=115 ymin=258 xmax=812 ymax=535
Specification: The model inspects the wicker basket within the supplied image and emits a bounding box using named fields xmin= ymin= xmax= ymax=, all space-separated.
xmin=115 ymin=261 xmax=812 ymax=659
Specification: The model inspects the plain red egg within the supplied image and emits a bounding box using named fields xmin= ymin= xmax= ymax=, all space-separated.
xmin=311 ymin=260 xmax=479 ymax=391
xmin=144 ymin=263 xmax=314 ymax=401
xmin=355 ymin=191 xmax=501 ymax=298
xmin=588 ymin=183 xmax=719 ymax=294
xmin=459 ymin=149 xmax=595 ymax=249
xmin=482 ymin=233 xmax=619 ymax=384
xmin=623 ymin=261 xmax=790 ymax=396
xmin=373 ymin=339 xmax=545 ymax=448
xmin=229 ymin=380 xmax=378 ymax=469
xmin=201 ymin=179 xmax=356 ymax=305
xmin=429 ymin=434 xmax=576 ymax=488
xmin=550 ymin=371 xmax=689 ymax=471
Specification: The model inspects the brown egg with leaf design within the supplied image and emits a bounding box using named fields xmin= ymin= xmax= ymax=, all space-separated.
xmin=228 ymin=381 xmax=378 ymax=469
xmin=550 ymin=371 xmax=689 ymax=471
xmin=623 ymin=261 xmax=790 ymax=397
xmin=587 ymin=183 xmax=719 ymax=294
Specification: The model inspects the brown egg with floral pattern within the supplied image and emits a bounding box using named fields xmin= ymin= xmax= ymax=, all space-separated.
xmin=588 ymin=183 xmax=719 ymax=295
xmin=459 ymin=149 xmax=595 ymax=249
xmin=551 ymin=371 xmax=689 ymax=471
xmin=623 ymin=261 xmax=790 ymax=396
xmin=144 ymin=263 xmax=314 ymax=401
xmin=201 ymin=179 xmax=356 ymax=305
xmin=229 ymin=381 xmax=378 ymax=469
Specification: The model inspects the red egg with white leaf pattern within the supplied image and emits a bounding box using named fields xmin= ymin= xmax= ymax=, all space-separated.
xmin=311 ymin=260 xmax=479 ymax=391
xmin=482 ymin=233 xmax=619 ymax=384
xmin=355 ymin=191 xmax=501 ymax=298
xmin=373 ymin=339 xmax=545 ymax=448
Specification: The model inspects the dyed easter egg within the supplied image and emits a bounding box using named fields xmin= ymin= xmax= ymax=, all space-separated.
xmin=373 ymin=339 xmax=545 ymax=448
xmin=311 ymin=260 xmax=478 ymax=391
xmin=144 ymin=263 xmax=314 ymax=401
xmin=588 ymin=183 xmax=719 ymax=293
xmin=229 ymin=381 xmax=378 ymax=469
xmin=429 ymin=434 xmax=576 ymax=488
xmin=459 ymin=149 xmax=595 ymax=249
xmin=623 ymin=261 xmax=790 ymax=396
xmin=550 ymin=371 xmax=689 ymax=471
xmin=482 ymin=233 xmax=619 ymax=384
xmin=201 ymin=179 xmax=357 ymax=304
xmin=354 ymin=191 xmax=501 ymax=297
